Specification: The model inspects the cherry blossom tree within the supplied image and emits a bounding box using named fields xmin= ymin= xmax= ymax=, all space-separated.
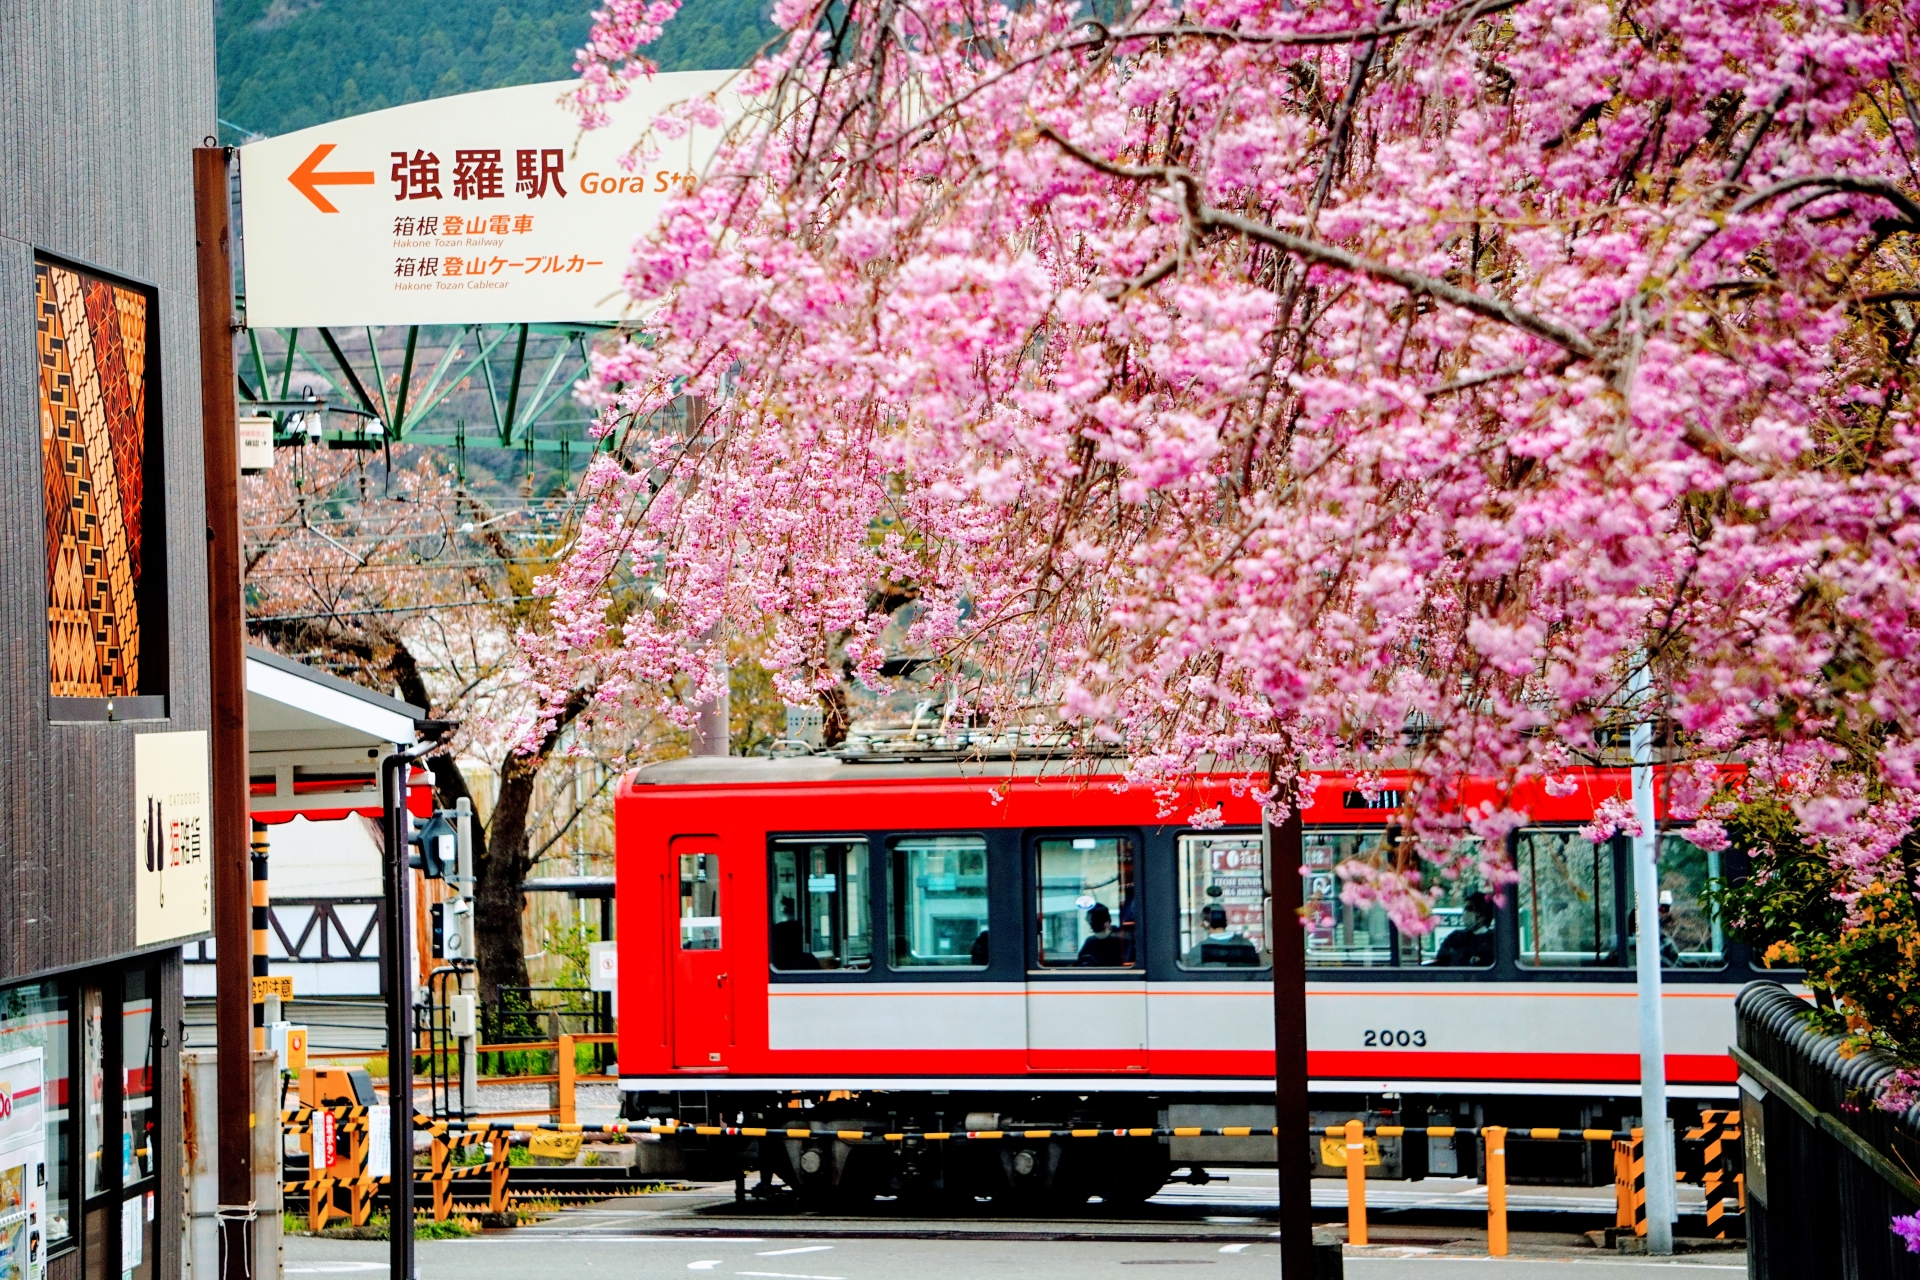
xmin=243 ymin=446 xmax=659 ymax=1008
xmin=527 ymin=0 xmax=1920 ymax=951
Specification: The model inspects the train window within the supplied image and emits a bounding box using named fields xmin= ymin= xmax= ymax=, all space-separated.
xmin=1302 ymin=830 xmax=1395 ymax=966
xmin=1410 ymin=853 xmax=1496 ymax=967
xmin=890 ymin=835 xmax=991 ymax=967
xmin=678 ymin=853 xmax=722 ymax=950
xmin=769 ymin=839 xmax=871 ymax=971
xmin=1647 ymin=833 xmax=1725 ymax=967
xmin=1517 ymin=829 xmax=1623 ymax=967
xmin=1177 ymin=833 xmax=1267 ymax=968
xmin=1035 ymin=836 xmax=1138 ymax=968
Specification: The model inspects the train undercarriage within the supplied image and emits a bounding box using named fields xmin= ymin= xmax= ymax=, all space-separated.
xmin=618 ymin=1086 xmax=1668 ymax=1206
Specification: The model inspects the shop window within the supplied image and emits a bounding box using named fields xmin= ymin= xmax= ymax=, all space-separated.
xmin=1176 ymin=833 xmax=1267 ymax=968
xmin=769 ymin=839 xmax=870 ymax=971
xmin=35 ymin=259 xmax=166 ymax=719
xmin=0 ymin=979 xmax=71 ymax=1247
xmin=890 ymin=835 xmax=990 ymax=967
xmin=1035 ymin=836 xmax=1137 ymax=968
xmin=119 ymin=971 xmax=154 ymax=1280
xmin=82 ymin=989 xmax=104 ymax=1201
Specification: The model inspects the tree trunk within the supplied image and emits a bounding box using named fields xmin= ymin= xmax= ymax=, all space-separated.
xmin=379 ymin=640 xmax=590 ymax=1011
xmin=257 ymin=620 xmax=591 ymax=1018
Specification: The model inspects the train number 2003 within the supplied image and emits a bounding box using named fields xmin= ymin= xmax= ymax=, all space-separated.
xmin=1362 ymin=1029 xmax=1428 ymax=1047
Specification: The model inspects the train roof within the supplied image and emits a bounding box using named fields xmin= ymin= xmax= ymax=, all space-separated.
xmin=625 ymin=754 xmax=1133 ymax=787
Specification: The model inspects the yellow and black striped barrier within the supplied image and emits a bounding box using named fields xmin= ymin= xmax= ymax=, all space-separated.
xmin=421 ymin=1118 xmax=1646 ymax=1143
xmin=1693 ymin=1110 xmax=1743 ymax=1239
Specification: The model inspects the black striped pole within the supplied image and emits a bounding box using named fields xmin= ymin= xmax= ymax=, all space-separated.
xmin=252 ymin=820 xmax=269 ymax=1050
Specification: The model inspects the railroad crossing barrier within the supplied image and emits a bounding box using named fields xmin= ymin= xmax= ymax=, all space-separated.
xmin=280 ymin=1106 xmax=1745 ymax=1240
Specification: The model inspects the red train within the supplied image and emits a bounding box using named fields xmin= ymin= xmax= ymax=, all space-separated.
xmin=613 ymin=756 xmax=1756 ymax=1201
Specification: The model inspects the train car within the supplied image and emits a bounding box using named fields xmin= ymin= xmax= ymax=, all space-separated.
xmin=613 ymin=755 xmax=1763 ymax=1203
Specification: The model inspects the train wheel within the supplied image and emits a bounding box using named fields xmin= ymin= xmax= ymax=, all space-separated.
xmin=1097 ymin=1156 xmax=1171 ymax=1208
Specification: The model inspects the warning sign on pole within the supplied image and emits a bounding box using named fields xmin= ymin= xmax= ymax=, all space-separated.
xmin=238 ymin=73 xmax=738 ymax=328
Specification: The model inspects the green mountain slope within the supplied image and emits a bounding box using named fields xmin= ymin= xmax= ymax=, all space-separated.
xmin=217 ymin=0 xmax=773 ymax=139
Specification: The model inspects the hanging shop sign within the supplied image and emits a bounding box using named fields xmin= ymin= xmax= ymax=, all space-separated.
xmin=238 ymin=72 xmax=739 ymax=328
xmin=134 ymin=730 xmax=211 ymax=946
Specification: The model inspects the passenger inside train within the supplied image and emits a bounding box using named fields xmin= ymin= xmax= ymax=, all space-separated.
xmin=1431 ymin=891 xmax=1497 ymax=967
xmin=1186 ymin=903 xmax=1261 ymax=966
xmin=1077 ymin=904 xmax=1131 ymax=966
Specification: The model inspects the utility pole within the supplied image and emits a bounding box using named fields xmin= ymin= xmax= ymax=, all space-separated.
xmin=1630 ymin=664 xmax=1676 ymax=1253
xmin=194 ymin=143 xmax=256 ymax=1280
xmin=1267 ymin=802 xmax=1312 ymax=1278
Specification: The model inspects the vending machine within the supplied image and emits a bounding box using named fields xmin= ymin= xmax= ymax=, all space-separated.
xmin=0 ymin=1047 xmax=46 ymax=1280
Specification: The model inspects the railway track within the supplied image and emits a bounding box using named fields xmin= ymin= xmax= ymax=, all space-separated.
xmin=473 ymin=1171 xmax=1730 ymax=1244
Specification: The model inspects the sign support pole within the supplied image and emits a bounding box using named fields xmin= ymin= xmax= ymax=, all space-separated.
xmin=1268 ymin=803 xmax=1312 ymax=1277
xmin=194 ymin=143 xmax=255 ymax=1280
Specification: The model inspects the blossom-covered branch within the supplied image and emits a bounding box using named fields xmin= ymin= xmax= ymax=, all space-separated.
xmin=527 ymin=0 xmax=1920 ymax=950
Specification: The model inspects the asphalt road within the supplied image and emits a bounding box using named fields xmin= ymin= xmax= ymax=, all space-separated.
xmin=285 ymin=1232 xmax=1745 ymax=1280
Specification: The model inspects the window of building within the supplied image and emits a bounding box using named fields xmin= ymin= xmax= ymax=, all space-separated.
xmin=890 ymin=835 xmax=990 ymax=967
xmin=0 ymin=979 xmax=71 ymax=1246
xmin=119 ymin=970 xmax=155 ymax=1280
xmin=770 ymin=839 xmax=870 ymax=971
xmin=1035 ymin=835 xmax=1137 ymax=968
xmin=677 ymin=853 xmax=721 ymax=951
xmin=82 ymin=988 xmax=105 ymax=1201
xmin=1518 ymin=828 xmax=1622 ymax=967
xmin=1177 ymin=833 xmax=1267 ymax=968
xmin=35 ymin=260 xmax=166 ymax=718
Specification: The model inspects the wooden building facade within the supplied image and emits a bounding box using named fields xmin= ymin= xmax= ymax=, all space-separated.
xmin=1 ymin=6 xmax=218 ymax=1280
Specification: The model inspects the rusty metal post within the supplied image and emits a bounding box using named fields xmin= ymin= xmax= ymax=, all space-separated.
xmin=195 ymin=143 xmax=255 ymax=1280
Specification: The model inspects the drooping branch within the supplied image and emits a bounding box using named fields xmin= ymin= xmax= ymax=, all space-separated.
xmin=1036 ymin=127 xmax=1603 ymax=361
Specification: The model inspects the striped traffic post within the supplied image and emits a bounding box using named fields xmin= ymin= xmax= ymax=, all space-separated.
xmin=251 ymin=821 xmax=270 ymax=1050
xmin=1628 ymin=1127 xmax=1648 ymax=1238
xmin=1699 ymin=1110 xmax=1740 ymax=1238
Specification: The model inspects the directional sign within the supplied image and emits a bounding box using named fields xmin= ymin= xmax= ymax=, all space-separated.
xmin=286 ymin=144 xmax=376 ymax=213
xmin=238 ymin=73 xmax=739 ymax=328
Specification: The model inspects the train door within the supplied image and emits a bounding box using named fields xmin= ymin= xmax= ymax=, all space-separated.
xmin=1026 ymin=833 xmax=1148 ymax=1071
xmin=668 ymin=839 xmax=734 ymax=1067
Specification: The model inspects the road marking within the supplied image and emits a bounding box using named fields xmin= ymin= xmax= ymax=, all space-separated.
xmin=735 ymin=1273 xmax=846 ymax=1279
xmin=687 ymin=1264 xmax=722 ymax=1272
xmin=1218 ymin=1244 xmax=1250 ymax=1253
xmin=757 ymin=1247 xmax=833 ymax=1256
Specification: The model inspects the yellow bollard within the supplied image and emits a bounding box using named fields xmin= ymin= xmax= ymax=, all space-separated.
xmin=1345 ymin=1118 xmax=1368 ymax=1246
xmin=558 ymin=1032 xmax=577 ymax=1125
xmin=1485 ymin=1126 xmax=1508 ymax=1257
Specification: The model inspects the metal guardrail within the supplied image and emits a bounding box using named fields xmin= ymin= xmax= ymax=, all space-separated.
xmin=1737 ymin=980 xmax=1920 ymax=1277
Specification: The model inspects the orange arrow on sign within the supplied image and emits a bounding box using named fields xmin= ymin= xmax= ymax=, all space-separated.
xmin=288 ymin=143 xmax=375 ymax=213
